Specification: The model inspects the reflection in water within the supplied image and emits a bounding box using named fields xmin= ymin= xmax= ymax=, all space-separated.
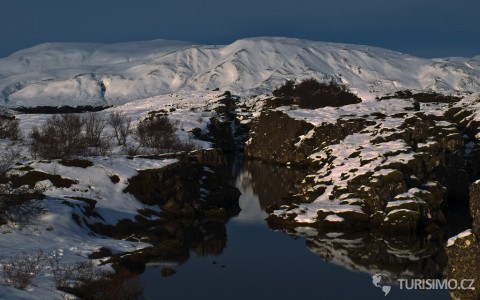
xmin=242 ymin=159 xmax=305 ymax=210
xmin=304 ymin=230 xmax=445 ymax=280
xmin=235 ymin=156 xmax=305 ymax=211
xmin=143 ymin=157 xmax=451 ymax=299
xmin=145 ymin=218 xmax=230 ymax=266
xmin=219 ymin=155 xmax=305 ymax=223
xmin=237 ymin=158 xmax=447 ymax=280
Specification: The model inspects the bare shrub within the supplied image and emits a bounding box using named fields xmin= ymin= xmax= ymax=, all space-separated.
xmin=108 ymin=112 xmax=131 ymax=146
xmin=96 ymin=136 xmax=113 ymax=156
xmin=30 ymin=114 xmax=86 ymax=159
xmin=1 ymin=250 xmax=144 ymax=299
xmin=126 ymin=146 xmax=139 ymax=156
xmin=84 ymin=112 xmax=107 ymax=148
xmin=0 ymin=251 xmax=48 ymax=289
xmin=50 ymin=256 xmax=103 ymax=290
xmin=0 ymin=115 xmax=22 ymax=140
xmin=30 ymin=113 xmax=113 ymax=158
xmin=49 ymin=254 xmax=74 ymax=289
xmin=135 ymin=116 xmax=179 ymax=151
xmin=0 ymin=147 xmax=21 ymax=177
xmin=49 ymin=256 xmax=144 ymax=299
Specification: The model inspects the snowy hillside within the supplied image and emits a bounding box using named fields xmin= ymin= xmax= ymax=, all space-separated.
xmin=1 ymin=37 xmax=479 ymax=107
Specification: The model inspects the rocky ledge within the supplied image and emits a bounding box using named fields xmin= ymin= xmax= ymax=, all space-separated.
xmin=246 ymin=96 xmax=477 ymax=234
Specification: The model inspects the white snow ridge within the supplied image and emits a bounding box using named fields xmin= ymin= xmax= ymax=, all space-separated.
xmin=1 ymin=37 xmax=480 ymax=107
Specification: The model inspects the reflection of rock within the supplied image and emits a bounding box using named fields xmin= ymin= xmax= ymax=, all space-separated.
xmin=89 ymin=155 xmax=240 ymax=272
xmin=161 ymin=267 xmax=177 ymax=277
xmin=190 ymin=219 xmax=228 ymax=256
xmin=285 ymin=228 xmax=446 ymax=280
xmin=107 ymin=217 xmax=230 ymax=274
xmin=242 ymin=159 xmax=305 ymax=210
xmin=189 ymin=148 xmax=225 ymax=166
xmin=124 ymin=155 xmax=240 ymax=218
xmin=446 ymin=230 xmax=480 ymax=300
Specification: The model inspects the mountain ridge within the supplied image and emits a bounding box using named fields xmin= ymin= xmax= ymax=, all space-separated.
xmin=1 ymin=37 xmax=479 ymax=107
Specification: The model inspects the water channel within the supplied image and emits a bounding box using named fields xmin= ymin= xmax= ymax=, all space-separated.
xmin=142 ymin=156 xmax=451 ymax=299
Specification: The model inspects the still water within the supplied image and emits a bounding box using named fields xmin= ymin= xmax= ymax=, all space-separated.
xmin=142 ymin=157 xmax=450 ymax=300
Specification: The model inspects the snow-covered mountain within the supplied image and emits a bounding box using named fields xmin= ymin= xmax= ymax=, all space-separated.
xmin=1 ymin=37 xmax=480 ymax=107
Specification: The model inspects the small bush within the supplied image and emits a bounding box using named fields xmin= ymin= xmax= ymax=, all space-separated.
xmin=136 ymin=116 xmax=178 ymax=149
xmin=135 ymin=115 xmax=196 ymax=154
xmin=1 ymin=251 xmax=48 ymax=289
xmin=48 ymin=254 xmax=144 ymax=300
xmin=49 ymin=255 xmax=106 ymax=291
xmin=30 ymin=114 xmax=86 ymax=159
xmin=83 ymin=112 xmax=107 ymax=148
xmin=0 ymin=115 xmax=21 ymax=140
xmin=29 ymin=113 xmax=112 ymax=159
xmin=272 ymin=78 xmax=362 ymax=109
xmin=108 ymin=111 xmax=131 ymax=146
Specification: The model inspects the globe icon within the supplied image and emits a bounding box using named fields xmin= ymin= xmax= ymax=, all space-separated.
xmin=372 ymin=273 xmax=392 ymax=296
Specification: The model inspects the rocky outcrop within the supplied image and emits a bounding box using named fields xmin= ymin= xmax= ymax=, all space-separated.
xmin=258 ymin=100 xmax=471 ymax=234
xmin=124 ymin=158 xmax=240 ymax=218
xmin=446 ymin=230 xmax=480 ymax=300
xmin=469 ymin=180 xmax=480 ymax=237
xmin=446 ymin=176 xmax=480 ymax=299
xmin=245 ymin=110 xmax=367 ymax=165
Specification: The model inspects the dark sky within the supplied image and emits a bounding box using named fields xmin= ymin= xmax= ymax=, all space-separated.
xmin=1 ymin=0 xmax=479 ymax=59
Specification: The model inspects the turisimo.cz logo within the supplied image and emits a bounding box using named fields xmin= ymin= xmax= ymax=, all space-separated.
xmin=372 ymin=273 xmax=392 ymax=296
xmin=371 ymin=273 xmax=475 ymax=296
